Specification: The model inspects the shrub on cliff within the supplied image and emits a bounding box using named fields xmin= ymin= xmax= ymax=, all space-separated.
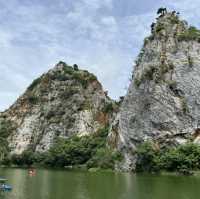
xmin=136 ymin=142 xmax=200 ymax=174
xmin=178 ymin=26 xmax=200 ymax=42
xmin=8 ymin=126 xmax=121 ymax=169
xmin=11 ymin=150 xmax=35 ymax=166
xmin=28 ymin=77 xmax=42 ymax=91
xmin=0 ymin=118 xmax=13 ymax=162
xmin=86 ymin=148 xmax=122 ymax=169
xmin=46 ymin=127 xmax=110 ymax=167
xmin=136 ymin=142 xmax=162 ymax=172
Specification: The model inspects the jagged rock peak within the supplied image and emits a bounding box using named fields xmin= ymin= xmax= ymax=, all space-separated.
xmin=1 ymin=61 xmax=117 ymax=154
xmin=109 ymin=9 xmax=200 ymax=171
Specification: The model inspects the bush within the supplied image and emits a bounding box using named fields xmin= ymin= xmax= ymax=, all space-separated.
xmin=86 ymin=148 xmax=122 ymax=169
xmin=188 ymin=56 xmax=193 ymax=67
xmin=28 ymin=77 xmax=42 ymax=91
xmin=27 ymin=95 xmax=39 ymax=104
xmin=11 ymin=150 xmax=35 ymax=166
xmin=170 ymin=15 xmax=179 ymax=24
xmin=0 ymin=118 xmax=13 ymax=161
xmin=180 ymin=97 xmax=189 ymax=113
xmin=136 ymin=142 xmax=200 ymax=174
xmin=136 ymin=142 xmax=161 ymax=172
xmin=3 ymin=126 xmax=122 ymax=169
xmin=73 ymin=64 xmax=79 ymax=71
xmin=102 ymin=103 xmax=114 ymax=114
xmin=178 ymin=26 xmax=200 ymax=42
xmin=43 ymin=127 xmax=121 ymax=169
xmin=156 ymin=23 xmax=165 ymax=33
xmin=60 ymin=87 xmax=79 ymax=99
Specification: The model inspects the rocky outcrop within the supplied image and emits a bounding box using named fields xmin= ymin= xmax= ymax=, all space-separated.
xmin=0 ymin=62 xmax=114 ymax=154
xmin=109 ymin=11 xmax=200 ymax=171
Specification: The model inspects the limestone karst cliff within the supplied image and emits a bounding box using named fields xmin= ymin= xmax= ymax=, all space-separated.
xmin=109 ymin=10 xmax=200 ymax=171
xmin=2 ymin=9 xmax=200 ymax=172
xmin=0 ymin=62 xmax=115 ymax=155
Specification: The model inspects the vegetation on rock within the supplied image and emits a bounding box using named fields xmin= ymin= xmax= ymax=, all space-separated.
xmin=178 ymin=26 xmax=200 ymax=42
xmin=136 ymin=142 xmax=200 ymax=174
xmin=2 ymin=127 xmax=122 ymax=170
xmin=0 ymin=118 xmax=13 ymax=161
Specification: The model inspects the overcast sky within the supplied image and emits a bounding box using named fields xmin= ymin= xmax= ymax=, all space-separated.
xmin=0 ymin=0 xmax=200 ymax=111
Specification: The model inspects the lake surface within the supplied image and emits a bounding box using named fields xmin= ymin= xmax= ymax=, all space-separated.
xmin=0 ymin=168 xmax=199 ymax=199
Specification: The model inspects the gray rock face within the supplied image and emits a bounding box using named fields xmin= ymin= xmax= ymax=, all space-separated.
xmin=1 ymin=62 xmax=113 ymax=154
xmin=109 ymin=12 xmax=200 ymax=171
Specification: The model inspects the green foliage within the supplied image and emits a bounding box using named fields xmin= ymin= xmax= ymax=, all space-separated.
xmin=11 ymin=150 xmax=35 ymax=166
xmin=136 ymin=142 xmax=200 ymax=174
xmin=178 ymin=26 xmax=200 ymax=42
xmin=134 ymin=66 xmax=157 ymax=87
xmin=160 ymin=64 xmax=169 ymax=74
xmin=46 ymin=131 xmax=107 ymax=167
xmin=156 ymin=23 xmax=165 ymax=33
xmin=78 ymin=100 xmax=92 ymax=111
xmin=63 ymin=65 xmax=74 ymax=75
xmin=157 ymin=7 xmax=167 ymax=15
xmin=188 ymin=56 xmax=193 ymax=67
xmin=136 ymin=142 xmax=161 ymax=172
xmin=73 ymin=72 xmax=88 ymax=88
xmin=0 ymin=118 xmax=13 ymax=161
xmin=73 ymin=64 xmax=79 ymax=71
xmin=27 ymin=95 xmax=39 ymax=104
xmin=102 ymin=103 xmax=115 ymax=114
xmin=44 ymin=126 xmax=121 ymax=169
xmin=147 ymin=35 xmax=154 ymax=41
xmin=6 ymin=127 xmax=122 ymax=170
xmin=60 ymin=87 xmax=79 ymax=99
xmin=57 ymin=61 xmax=68 ymax=67
xmin=73 ymin=71 xmax=97 ymax=88
xmin=28 ymin=77 xmax=42 ymax=91
xmin=134 ymin=76 xmax=142 ymax=87
xmin=86 ymin=148 xmax=122 ymax=169
xmin=170 ymin=15 xmax=179 ymax=24
xmin=180 ymin=97 xmax=189 ymax=113
xmin=134 ymin=62 xmax=175 ymax=87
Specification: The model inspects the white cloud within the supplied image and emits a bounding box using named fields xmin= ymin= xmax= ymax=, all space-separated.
xmin=1 ymin=0 xmax=200 ymax=111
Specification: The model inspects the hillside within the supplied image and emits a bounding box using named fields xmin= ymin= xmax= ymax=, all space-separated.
xmin=0 ymin=62 xmax=116 ymax=156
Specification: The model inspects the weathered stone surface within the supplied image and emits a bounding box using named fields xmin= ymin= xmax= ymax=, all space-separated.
xmin=1 ymin=62 xmax=114 ymax=154
xmin=109 ymin=11 xmax=200 ymax=171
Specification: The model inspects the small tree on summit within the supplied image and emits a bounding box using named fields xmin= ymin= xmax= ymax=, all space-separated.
xmin=157 ymin=7 xmax=167 ymax=16
xmin=73 ymin=64 xmax=79 ymax=71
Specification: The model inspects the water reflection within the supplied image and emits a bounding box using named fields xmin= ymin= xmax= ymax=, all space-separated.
xmin=0 ymin=168 xmax=200 ymax=199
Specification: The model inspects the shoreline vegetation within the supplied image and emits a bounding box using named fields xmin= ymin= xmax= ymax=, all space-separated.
xmin=1 ymin=119 xmax=200 ymax=175
xmin=136 ymin=142 xmax=200 ymax=175
xmin=0 ymin=127 xmax=122 ymax=172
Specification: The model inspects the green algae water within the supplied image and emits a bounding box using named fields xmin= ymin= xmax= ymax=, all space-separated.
xmin=0 ymin=168 xmax=200 ymax=199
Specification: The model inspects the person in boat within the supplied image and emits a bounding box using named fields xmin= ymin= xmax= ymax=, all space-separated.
xmin=28 ymin=168 xmax=36 ymax=176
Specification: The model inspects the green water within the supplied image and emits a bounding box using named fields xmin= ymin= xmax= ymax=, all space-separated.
xmin=0 ymin=168 xmax=199 ymax=199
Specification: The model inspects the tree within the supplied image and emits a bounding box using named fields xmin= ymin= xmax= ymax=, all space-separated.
xmin=157 ymin=7 xmax=167 ymax=16
xmin=0 ymin=118 xmax=13 ymax=162
xmin=151 ymin=22 xmax=156 ymax=32
xmin=73 ymin=64 xmax=79 ymax=71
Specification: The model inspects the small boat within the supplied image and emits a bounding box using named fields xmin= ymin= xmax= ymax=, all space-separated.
xmin=28 ymin=168 xmax=36 ymax=176
xmin=0 ymin=178 xmax=12 ymax=191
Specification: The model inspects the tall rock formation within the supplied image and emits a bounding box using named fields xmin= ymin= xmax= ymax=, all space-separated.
xmin=109 ymin=11 xmax=200 ymax=171
xmin=0 ymin=62 xmax=114 ymax=154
